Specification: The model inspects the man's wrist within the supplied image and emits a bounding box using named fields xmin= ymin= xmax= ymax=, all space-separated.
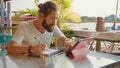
xmin=64 ymin=39 xmax=70 ymax=45
xmin=28 ymin=46 xmax=32 ymax=53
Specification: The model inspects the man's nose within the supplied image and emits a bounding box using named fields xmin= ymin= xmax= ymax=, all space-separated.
xmin=52 ymin=20 xmax=56 ymax=25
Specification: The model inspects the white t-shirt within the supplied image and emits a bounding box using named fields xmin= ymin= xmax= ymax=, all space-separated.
xmin=12 ymin=21 xmax=65 ymax=47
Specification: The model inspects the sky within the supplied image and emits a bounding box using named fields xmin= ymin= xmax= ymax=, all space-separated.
xmin=10 ymin=0 xmax=120 ymax=17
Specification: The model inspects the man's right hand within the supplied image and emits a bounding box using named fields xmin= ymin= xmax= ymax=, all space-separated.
xmin=30 ymin=44 xmax=47 ymax=54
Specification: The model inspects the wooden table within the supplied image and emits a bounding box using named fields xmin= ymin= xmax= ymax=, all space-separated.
xmin=0 ymin=51 xmax=120 ymax=68
xmin=73 ymin=30 xmax=120 ymax=51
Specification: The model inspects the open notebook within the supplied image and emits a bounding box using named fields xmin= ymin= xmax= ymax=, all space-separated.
xmin=28 ymin=49 xmax=63 ymax=57
xmin=28 ymin=38 xmax=93 ymax=58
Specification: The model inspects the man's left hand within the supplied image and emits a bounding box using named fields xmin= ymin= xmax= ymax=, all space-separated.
xmin=63 ymin=39 xmax=74 ymax=50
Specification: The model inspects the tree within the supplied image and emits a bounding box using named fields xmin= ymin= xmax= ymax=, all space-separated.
xmin=13 ymin=8 xmax=38 ymax=21
xmin=14 ymin=0 xmax=81 ymax=28
xmin=49 ymin=0 xmax=81 ymax=29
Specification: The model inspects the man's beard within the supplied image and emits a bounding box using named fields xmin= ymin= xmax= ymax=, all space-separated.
xmin=42 ymin=20 xmax=55 ymax=32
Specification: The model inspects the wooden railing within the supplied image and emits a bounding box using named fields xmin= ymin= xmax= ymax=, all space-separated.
xmin=11 ymin=11 xmax=37 ymax=21
xmin=3 ymin=11 xmax=37 ymax=34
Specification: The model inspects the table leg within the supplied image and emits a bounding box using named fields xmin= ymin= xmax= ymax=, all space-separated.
xmin=96 ymin=40 xmax=101 ymax=51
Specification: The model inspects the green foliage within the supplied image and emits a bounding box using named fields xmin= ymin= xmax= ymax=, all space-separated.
xmin=33 ymin=0 xmax=39 ymax=8
xmin=13 ymin=0 xmax=40 ymax=21
xmin=63 ymin=28 xmax=75 ymax=39
xmin=49 ymin=0 xmax=81 ymax=29
xmin=14 ymin=0 xmax=81 ymax=23
xmin=65 ymin=12 xmax=81 ymax=23
xmin=60 ymin=22 xmax=74 ymax=39
xmin=13 ymin=9 xmax=38 ymax=21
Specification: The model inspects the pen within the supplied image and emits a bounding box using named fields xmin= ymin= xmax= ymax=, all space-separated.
xmin=33 ymin=35 xmax=41 ymax=44
xmin=33 ymin=35 xmax=48 ymax=50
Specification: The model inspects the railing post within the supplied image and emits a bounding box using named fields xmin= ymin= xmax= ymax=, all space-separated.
xmin=0 ymin=0 xmax=5 ymax=33
xmin=6 ymin=1 xmax=12 ymax=34
xmin=96 ymin=17 xmax=105 ymax=32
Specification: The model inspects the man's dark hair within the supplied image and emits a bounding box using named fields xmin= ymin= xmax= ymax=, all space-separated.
xmin=38 ymin=1 xmax=58 ymax=16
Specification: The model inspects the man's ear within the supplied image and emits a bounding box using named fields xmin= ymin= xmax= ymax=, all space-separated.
xmin=40 ymin=13 xmax=45 ymax=18
xmin=39 ymin=13 xmax=45 ymax=21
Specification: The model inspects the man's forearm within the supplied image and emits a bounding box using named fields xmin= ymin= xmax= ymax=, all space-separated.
xmin=7 ymin=45 xmax=30 ymax=54
xmin=7 ymin=41 xmax=30 ymax=54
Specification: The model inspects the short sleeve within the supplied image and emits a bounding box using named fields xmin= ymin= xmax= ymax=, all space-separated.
xmin=12 ymin=24 xmax=24 ymax=44
xmin=53 ymin=26 xmax=65 ymax=39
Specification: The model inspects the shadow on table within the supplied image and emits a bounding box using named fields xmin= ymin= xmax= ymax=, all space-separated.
xmin=72 ymin=57 xmax=94 ymax=68
xmin=8 ymin=54 xmax=54 ymax=68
